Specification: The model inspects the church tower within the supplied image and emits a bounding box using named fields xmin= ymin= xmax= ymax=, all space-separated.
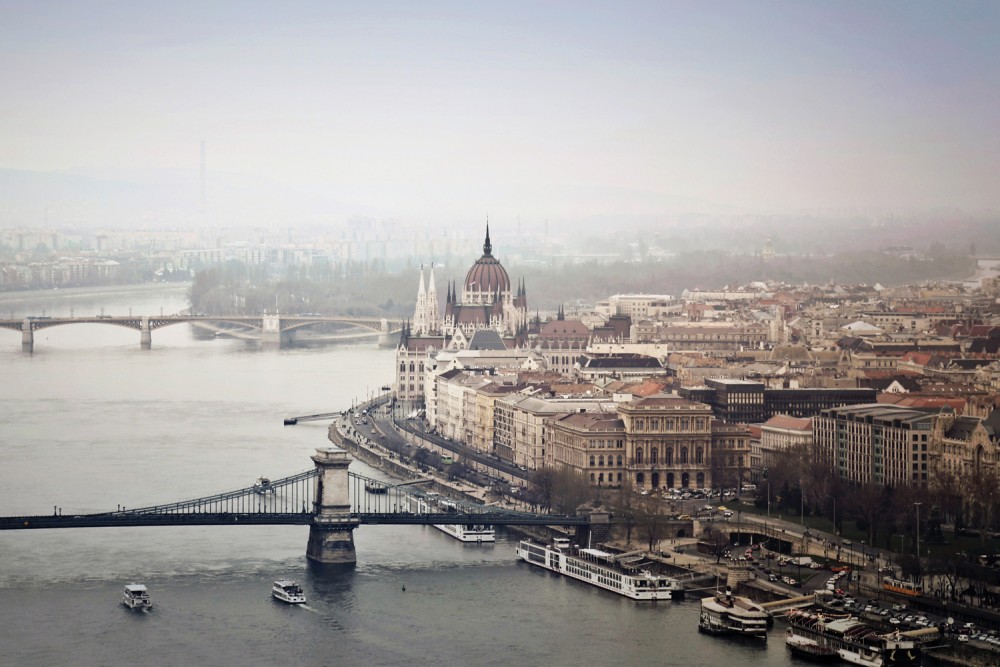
xmin=426 ymin=263 xmax=440 ymax=334
xmin=412 ymin=265 xmax=427 ymax=335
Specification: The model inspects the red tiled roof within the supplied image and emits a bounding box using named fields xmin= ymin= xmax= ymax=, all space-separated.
xmin=763 ymin=414 xmax=813 ymax=431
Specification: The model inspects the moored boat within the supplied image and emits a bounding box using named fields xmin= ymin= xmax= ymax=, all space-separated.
xmin=698 ymin=588 xmax=769 ymax=640
xmin=122 ymin=583 xmax=152 ymax=610
xmin=408 ymin=494 xmax=496 ymax=543
xmin=786 ymin=627 xmax=840 ymax=661
xmin=784 ymin=609 xmax=921 ymax=666
xmin=271 ymin=579 xmax=306 ymax=604
xmin=434 ymin=521 xmax=496 ymax=543
xmin=516 ymin=538 xmax=682 ymax=601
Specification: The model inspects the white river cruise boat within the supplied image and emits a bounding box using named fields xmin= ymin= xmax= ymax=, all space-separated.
xmin=271 ymin=580 xmax=307 ymax=604
xmin=784 ymin=610 xmax=921 ymax=666
xmin=122 ymin=583 xmax=152 ymax=610
xmin=516 ymin=538 xmax=682 ymax=600
xmin=409 ymin=495 xmax=496 ymax=543
xmin=698 ymin=588 xmax=769 ymax=640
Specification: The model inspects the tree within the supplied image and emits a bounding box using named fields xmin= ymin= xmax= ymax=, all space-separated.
xmin=636 ymin=494 xmax=669 ymax=552
xmin=529 ymin=466 xmax=558 ymax=513
xmin=446 ymin=461 xmax=468 ymax=482
xmin=551 ymin=466 xmax=591 ymax=516
xmin=701 ymin=525 xmax=731 ymax=564
xmin=611 ymin=477 xmax=639 ymax=545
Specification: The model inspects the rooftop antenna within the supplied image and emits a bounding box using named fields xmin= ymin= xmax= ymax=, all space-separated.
xmin=199 ymin=140 xmax=207 ymax=214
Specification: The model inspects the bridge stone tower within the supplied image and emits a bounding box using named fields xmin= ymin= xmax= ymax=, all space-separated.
xmin=307 ymin=447 xmax=360 ymax=564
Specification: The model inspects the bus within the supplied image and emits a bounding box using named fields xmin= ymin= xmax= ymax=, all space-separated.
xmin=882 ymin=577 xmax=923 ymax=597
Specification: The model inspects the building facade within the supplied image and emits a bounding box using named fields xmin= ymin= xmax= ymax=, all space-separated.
xmin=813 ymin=403 xmax=934 ymax=487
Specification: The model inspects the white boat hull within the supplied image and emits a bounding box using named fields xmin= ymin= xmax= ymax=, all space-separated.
xmin=433 ymin=523 xmax=496 ymax=542
xmin=517 ymin=541 xmax=674 ymax=601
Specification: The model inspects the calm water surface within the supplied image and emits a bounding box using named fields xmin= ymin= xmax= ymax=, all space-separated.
xmin=0 ymin=286 xmax=793 ymax=666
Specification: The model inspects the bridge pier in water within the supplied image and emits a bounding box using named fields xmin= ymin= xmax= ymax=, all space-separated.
xmin=307 ymin=447 xmax=360 ymax=564
xmin=140 ymin=316 xmax=152 ymax=350
xmin=377 ymin=318 xmax=394 ymax=347
xmin=261 ymin=314 xmax=284 ymax=348
xmin=21 ymin=319 xmax=33 ymax=353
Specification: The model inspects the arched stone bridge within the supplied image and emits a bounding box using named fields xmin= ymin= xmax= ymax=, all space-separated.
xmin=0 ymin=314 xmax=405 ymax=352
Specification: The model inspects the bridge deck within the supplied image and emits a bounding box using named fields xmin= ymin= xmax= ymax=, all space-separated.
xmin=0 ymin=512 xmax=585 ymax=530
xmin=0 ymin=468 xmax=586 ymax=530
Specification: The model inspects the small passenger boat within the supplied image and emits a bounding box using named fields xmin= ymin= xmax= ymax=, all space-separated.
xmin=698 ymin=587 xmax=769 ymax=640
xmin=253 ymin=477 xmax=276 ymax=494
xmin=272 ymin=579 xmax=307 ymax=604
xmin=122 ymin=583 xmax=152 ymax=610
xmin=365 ymin=481 xmax=389 ymax=494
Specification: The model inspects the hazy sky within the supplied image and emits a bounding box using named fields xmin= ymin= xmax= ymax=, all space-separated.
xmin=2 ymin=1 xmax=999 ymax=223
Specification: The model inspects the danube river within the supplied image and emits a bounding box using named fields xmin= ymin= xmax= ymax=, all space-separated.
xmin=1 ymin=285 xmax=793 ymax=666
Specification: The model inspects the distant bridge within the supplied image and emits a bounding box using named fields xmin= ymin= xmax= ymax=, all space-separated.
xmin=0 ymin=450 xmax=591 ymax=564
xmin=0 ymin=314 xmax=405 ymax=351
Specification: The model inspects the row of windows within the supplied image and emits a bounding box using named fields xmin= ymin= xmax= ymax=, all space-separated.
xmin=635 ymin=446 xmax=704 ymax=465
xmin=632 ymin=417 xmax=708 ymax=431
xmin=399 ymin=362 xmax=426 ymax=372
xmin=590 ymin=455 xmax=624 ymax=467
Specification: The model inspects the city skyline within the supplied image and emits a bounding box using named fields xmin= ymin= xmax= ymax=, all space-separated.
xmin=2 ymin=1 xmax=999 ymax=226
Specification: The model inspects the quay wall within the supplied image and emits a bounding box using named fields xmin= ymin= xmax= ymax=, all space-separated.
xmin=925 ymin=646 xmax=1000 ymax=667
xmin=328 ymin=423 xmax=487 ymax=507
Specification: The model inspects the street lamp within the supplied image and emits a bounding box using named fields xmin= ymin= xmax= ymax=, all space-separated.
xmin=827 ymin=495 xmax=837 ymax=536
xmin=914 ymin=502 xmax=922 ymax=559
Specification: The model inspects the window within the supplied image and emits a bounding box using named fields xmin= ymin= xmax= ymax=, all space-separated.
xmin=636 ymin=448 xmax=644 ymax=464
xmin=680 ymin=447 xmax=688 ymax=464
xmin=696 ymin=447 xmax=704 ymax=464
xmin=666 ymin=448 xmax=673 ymax=465
xmin=590 ymin=455 xmax=595 ymax=466
xmin=651 ymin=448 xmax=659 ymax=464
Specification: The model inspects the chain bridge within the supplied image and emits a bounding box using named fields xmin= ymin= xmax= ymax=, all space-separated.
xmin=0 ymin=448 xmax=589 ymax=564
xmin=0 ymin=314 xmax=405 ymax=351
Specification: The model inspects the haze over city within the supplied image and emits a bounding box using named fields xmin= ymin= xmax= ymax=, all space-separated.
xmin=2 ymin=1 xmax=999 ymax=228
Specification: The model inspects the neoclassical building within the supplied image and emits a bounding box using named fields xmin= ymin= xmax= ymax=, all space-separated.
xmin=547 ymin=394 xmax=751 ymax=490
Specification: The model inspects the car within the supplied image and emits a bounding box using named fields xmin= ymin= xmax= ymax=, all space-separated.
xmin=723 ymin=511 xmax=733 ymax=517
xmin=768 ymin=574 xmax=779 ymax=582
xmin=677 ymin=514 xmax=692 ymax=520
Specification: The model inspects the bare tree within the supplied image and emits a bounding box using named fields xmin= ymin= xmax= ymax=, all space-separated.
xmin=611 ymin=477 xmax=638 ymax=545
xmin=529 ymin=466 xmax=557 ymax=513
xmin=701 ymin=525 xmax=731 ymax=564
xmin=847 ymin=483 xmax=888 ymax=547
xmin=636 ymin=494 xmax=669 ymax=552
xmin=552 ymin=467 xmax=591 ymax=516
